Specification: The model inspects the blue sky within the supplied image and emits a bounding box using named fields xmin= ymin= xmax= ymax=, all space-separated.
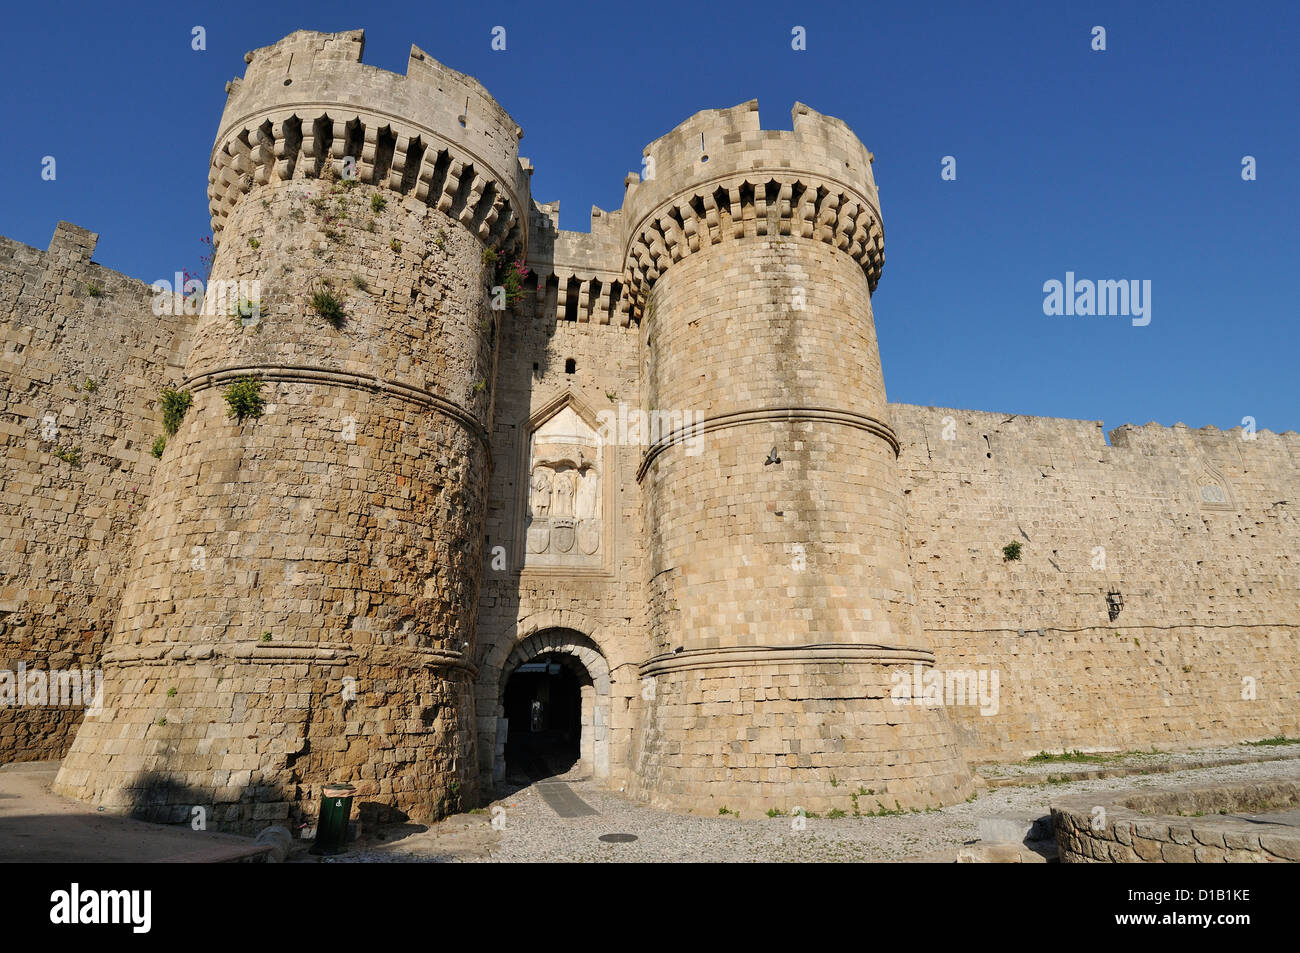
xmin=1 ymin=0 xmax=1295 ymax=434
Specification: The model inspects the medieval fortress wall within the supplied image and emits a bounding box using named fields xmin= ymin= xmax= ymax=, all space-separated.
xmin=618 ymin=100 xmax=970 ymax=813
xmin=0 ymin=29 xmax=1295 ymax=830
xmin=0 ymin=225 xmax=189 ymax=761
xmin=893 ymin=405 xmax=1300 ymax=763
xmin=56 ymin=29 xmax=527 ymax=827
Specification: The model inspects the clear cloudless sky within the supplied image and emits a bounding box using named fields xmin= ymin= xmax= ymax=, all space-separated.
xmin=1 ymin=0 xmax=1296 ymax=435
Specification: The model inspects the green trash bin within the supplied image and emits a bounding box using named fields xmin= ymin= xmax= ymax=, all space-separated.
xmin=311 ymin=782 xmax=357 ymax=856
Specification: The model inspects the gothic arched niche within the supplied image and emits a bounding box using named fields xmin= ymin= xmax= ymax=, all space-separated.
xmin=523 ymin=400 xmax=605 ymax=569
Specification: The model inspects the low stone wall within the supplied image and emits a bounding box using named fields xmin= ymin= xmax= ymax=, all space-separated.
xmin=1052 ymin=779 xmax=1300 ymax=863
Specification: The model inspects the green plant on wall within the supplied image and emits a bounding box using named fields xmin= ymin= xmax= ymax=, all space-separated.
xmin=223 ymin=377 xmax=265 ymax=422
xmin=53 ymin=445 xmax=83 ymax=468
xmin=1002 ymin=541 xmax=1023 ymax=561
xmin=310 ymin=286 xmax=346 ymax=328
xmin=159 ymin=388 xmax=193 ymax=436
xmin=370 ymin=193 xmax=387 ymax=213
xmin=151 ymin=436 xmax=166 ymax=459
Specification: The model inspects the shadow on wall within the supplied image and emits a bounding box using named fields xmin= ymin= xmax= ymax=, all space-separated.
xmin=121 ymin=768 xmax=434 ymax=836
xmin=121 ymin=770 xmax=294 ymax=832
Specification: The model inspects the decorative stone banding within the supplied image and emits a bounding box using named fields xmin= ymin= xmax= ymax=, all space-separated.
xmin=639 ymin=643 xmax=935 ymax=677
xmin=182 ymin=363 xmax=492 ymax=457
xmin=101 ymin=641 xmax=477 ymax=674
xmin=635 ymin=406 xmax=900 ymax=482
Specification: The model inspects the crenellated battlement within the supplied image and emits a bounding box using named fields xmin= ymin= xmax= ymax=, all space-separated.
xmin=889 ymin=404 xmax=1300 ymax=458
xmin=1109 ymin=420 xmax=1300 ymax=449
xmin=210 ymin=29 xmax=530 ymax=257
xmin=513 ymin=100 xmax=887 ymax=329
xmin=613 ymin=101 xmax=885 ymax=322
xmin=213 ymin=38 xmax=891 ymax=333
xmin=525 ymin=201 xmax=631 ymax=326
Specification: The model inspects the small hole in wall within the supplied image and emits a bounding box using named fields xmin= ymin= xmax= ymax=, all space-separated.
xmin=532 ymin=362 xmax=539 ymax=373
xmin=283 ymin=79 xmax=292 ymax=86
xmin=700 ymin=154 xmax=709 ymax=163
xmin=565 ymin=358 xmax=576 ymax=374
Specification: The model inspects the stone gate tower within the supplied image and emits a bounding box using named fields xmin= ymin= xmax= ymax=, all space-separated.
xmin=54 ymin=30 xmax=528 ymax=830
xmin=623 ymin=102 xmax=973 ymax=813
xmin=7 ymin=26 xmax=1297 ymax=840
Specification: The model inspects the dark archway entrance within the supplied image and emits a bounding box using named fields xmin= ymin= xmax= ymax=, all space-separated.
xmin=501 ymin=656 xmax=583 ymax=782
xmin=487 ymin=629 xmax=611 ymax=788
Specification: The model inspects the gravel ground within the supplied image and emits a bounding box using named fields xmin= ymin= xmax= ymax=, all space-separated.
xmin=335 ymin=746 xmax=1300 ymax=863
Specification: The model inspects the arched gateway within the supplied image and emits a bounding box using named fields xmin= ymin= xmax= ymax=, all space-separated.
xmin=479 ymin=629 xmax=610 ymax=787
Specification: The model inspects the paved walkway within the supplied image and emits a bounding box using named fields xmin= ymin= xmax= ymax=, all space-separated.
xmin=535 ymin=781 xmax=599 ymax=818
xmin=0 ymin=762 xmax=269 ymax=863
xmin=337 ymin=747 xmax=1300 ymax=863
xmin=5 ymin=744 xmax=1298 ymax=863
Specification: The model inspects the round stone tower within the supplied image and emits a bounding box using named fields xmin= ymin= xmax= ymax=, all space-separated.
xmin=55 ymin=30 xmax=528 ymax=831
xmin=625 ymin=101 xmax=973 ymax=814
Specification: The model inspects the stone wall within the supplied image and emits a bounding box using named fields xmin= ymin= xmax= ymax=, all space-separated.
xmin=0 ymin=224 xmax=189 ymax=762
xmin=893 ymin=404 xmax=1300 ymax=762
xmin=621 ymin=100 xmax=971 ymax=813
xmin=53 ymin=169 xmax=501 ymax=833
xmin=473 ymin=267 xmax=646 ymax=792
xmin=5 ymin=29 xmax=1298 ymax=829
xmin=1052 ymin=779 xmax=1300 ymax=862
xmin=53 ymin=26 xmax=530 ymax=832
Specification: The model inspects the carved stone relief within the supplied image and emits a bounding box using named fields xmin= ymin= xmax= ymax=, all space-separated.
xmin=1195 ymin=457 xmax=1235 ymax=512
xmin=524 ymin=406 xmax=603 ymax=567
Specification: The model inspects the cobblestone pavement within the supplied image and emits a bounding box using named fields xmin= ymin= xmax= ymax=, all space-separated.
xmin=336 ymin=746 xmax=1300 ymax=863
